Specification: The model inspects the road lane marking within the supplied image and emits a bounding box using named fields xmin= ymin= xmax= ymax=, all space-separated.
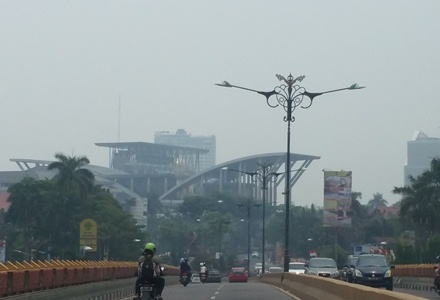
xmin=269 ymin=285 xmax=302 ymax=300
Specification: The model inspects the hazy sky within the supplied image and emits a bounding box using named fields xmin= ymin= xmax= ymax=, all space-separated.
xmin=1 ymin=1 xmax=440 ymax=207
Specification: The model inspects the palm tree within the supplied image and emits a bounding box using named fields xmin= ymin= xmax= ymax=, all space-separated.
xmin=367 ymin=193 xmax=388 ymax=212
xmin=393 ymin=158 xmax=440 ymax=232
xmin=48 ymin=153 xmax=95 ymax=197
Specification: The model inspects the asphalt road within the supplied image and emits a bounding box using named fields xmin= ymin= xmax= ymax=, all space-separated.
xmin=123 ymin=280 xmax=296 ymax=300
xmin=122 ymin=277 xmax=440 ymax=300
xmin=395 ymin=287 xmax=438 ymax=300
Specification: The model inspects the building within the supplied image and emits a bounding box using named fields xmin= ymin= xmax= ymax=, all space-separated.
xmin=404 ymin=131 xmax=440 ymax=186
xmin=0 ymin=142 xmax=320 ymax=224
xmin=154 ymin=129 xmax=216 ymax=171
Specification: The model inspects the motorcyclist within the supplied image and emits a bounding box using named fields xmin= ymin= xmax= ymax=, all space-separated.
xmin=179 ymin=257 xmax=192 ymax=285
xmin=134 ymin=242 xmax=165 ymax=300
xmin=199 ymin=262 xmax=208 ymax=283
xmin=434 ymin=255 xmax=440 ymax=292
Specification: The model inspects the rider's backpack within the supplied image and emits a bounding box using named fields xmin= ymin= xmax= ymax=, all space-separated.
xmin=140 ymin=254 xmax=155 ymax=279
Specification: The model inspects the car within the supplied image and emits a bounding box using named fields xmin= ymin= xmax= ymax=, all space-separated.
xmin=289 ymin=262 xmax=306 ymax=274
xmin=205 ymin=268 xmax=222 ymax=283
xmin=305 ymin=257 xmax=339 ymax=279
xmin=351 ymin=254 xmax=394 ymax=291
xmin=268 ymin=266 xmax=283 ymax=273
xmin=339 ymin=255 xmax=358 ymax=282
xmin=251 ymin=251 xmax=261 ymax=258
xmin=228 ymin=267 xmax=248 ymax=282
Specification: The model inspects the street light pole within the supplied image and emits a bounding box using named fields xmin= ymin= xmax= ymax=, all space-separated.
xmin=217 ymin=74 xmax=364 ymax=272
xmin=227 ymin=165 xmax=281 ymax=274
xmin=237 ymin=198 xmax=261 ymax=274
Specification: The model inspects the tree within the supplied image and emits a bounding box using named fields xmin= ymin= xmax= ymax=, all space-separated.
xmin=4 ymin=173 xmax=143 ymax=261
xmin=48 ymin=153 xmax=95 ymax=197
xmin=367 ymin=193 xmax=388 ymax=211
xmin=393 ymin=158 xmax=440 ymax=262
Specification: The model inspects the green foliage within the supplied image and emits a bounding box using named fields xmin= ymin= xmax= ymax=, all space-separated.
xmin=3 ymin=153 xmax=143 ymax=262
xmin=393 ymin=157 xmax=440 ymax=263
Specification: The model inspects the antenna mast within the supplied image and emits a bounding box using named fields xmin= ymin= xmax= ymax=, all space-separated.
xmin=118 ymin=95 xmax=121 ymax=142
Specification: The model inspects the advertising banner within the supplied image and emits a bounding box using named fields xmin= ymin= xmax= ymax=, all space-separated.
xmin=323 ymin=170 xmax=352 ymax=227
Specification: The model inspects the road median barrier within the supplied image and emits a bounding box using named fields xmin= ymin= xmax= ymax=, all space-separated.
xmin=257 ymin=272 xmax=426 ymax=300
xmin=0 ymin=260 xmax=179 ymax=298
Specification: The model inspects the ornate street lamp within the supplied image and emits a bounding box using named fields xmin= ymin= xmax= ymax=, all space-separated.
xmin=217 ymin=74 xmax=364 ymax=271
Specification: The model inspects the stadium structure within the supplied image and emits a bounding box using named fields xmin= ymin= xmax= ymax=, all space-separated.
xmin=0 ymin=142 xmax=320 ymax=228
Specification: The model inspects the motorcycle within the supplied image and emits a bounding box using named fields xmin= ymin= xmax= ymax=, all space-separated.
xmin=200 ymin=273 xmax=207 ymax=283
xmin=137 ymin=280 xmax=157 ymax=300
xmin=180 ymin=272 xmax=190 ymax=287
xmin=434 ymin=265 xmax=440 ymax=295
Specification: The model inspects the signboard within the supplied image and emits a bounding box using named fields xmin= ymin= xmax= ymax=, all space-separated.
xmin=79 ymin=218 xmax=97 ymax=252
xmin=323 ymin=171 xmax=352 ymax=227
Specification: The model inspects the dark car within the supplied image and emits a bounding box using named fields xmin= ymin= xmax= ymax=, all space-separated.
xmin=206 ymin=268 xmax=222 ymax=283
xmin=351 ymin=254 xmax=394 ymax=290
xmin=340 ymin=256 xmax=358 ymax=282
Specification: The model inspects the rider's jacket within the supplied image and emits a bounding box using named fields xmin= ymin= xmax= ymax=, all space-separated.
xmin=179 ymin=261 xmax=191 ymax=273
xmin=137 ymin=255 xmax=162 ymax=278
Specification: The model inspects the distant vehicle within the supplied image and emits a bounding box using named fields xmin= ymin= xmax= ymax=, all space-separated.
xmin=340 ymin=256 xmax=358 ymax=282
xmin=191 ymin=273 xmax=201 ymax=283
xmin=254 ymin=262 xmax=262 ymax=273
xmin=288 ymin=262 xmax=306 ymax=274
xmin=228 ymin=267 xmax=248 ymax=283
xmin=268 ymin=266 xmax=283 ymax=273
xmin=305 ymin=257 xmax=339 ymax=279
xmin=251 ymin=251 xmax=261 ymax=258
xmin=205 ymin=268 xmax=222 ymax=283
xmin=352 ymin=254 xmax=394 ymax=291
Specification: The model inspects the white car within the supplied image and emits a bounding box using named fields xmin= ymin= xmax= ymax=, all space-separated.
xmin=288 ymin=262 xmax=306 ymax=274
xmin=268 ymin=266 xmax=283 ymax=273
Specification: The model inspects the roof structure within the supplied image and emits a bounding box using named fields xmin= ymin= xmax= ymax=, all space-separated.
xmin=95 ymin=142 xmax=209 ymax=154
xmin=159 ymin=152 xmax=320 ymax=203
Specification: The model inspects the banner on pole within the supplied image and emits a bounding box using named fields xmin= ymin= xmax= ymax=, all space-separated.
xmin=323 ymin=170 xmax=352 ymax=227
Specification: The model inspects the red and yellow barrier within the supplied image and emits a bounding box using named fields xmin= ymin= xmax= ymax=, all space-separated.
xmin=0 ymin=260 xmax=179 ymax=298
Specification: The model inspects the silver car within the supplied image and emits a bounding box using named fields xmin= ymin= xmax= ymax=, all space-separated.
xmin=305 ymin=257 xmax=339 ymax=279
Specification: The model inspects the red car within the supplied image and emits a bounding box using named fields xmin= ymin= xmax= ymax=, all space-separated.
xmin=228 ymin=267 xmax=248 ymax=283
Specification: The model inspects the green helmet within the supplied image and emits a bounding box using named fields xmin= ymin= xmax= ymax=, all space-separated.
xmin=144 ymin=242 xmax=156 ymax=253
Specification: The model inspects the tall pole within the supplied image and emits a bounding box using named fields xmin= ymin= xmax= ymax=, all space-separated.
xmin=262 ymin=173 xmax=266 ymax=274
xmin=216 ymin=75 xmax=364 ymax=273
xmin=284 ymin=83 xmax=293 ymax=272
xmin=227 ymin=164 xmax=280 ymax=274
xmin=247 ymin=200 xmax=251 ymax=274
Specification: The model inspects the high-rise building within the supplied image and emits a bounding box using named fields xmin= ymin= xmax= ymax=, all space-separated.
xmin=404 ymin=130 xmax=440 ymax=186
xmin=154 ymin=129 xmax=216 ymax=171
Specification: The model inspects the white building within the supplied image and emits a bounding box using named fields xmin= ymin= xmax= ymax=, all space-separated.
xmin=154 ymin=129 xmax=216 ymax=171
xmin=404 ymin=130 xmax=440 ymax=186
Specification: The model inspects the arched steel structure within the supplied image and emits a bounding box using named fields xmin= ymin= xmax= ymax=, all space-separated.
xmin=159 ymin=152 xmax=320 ymax=205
